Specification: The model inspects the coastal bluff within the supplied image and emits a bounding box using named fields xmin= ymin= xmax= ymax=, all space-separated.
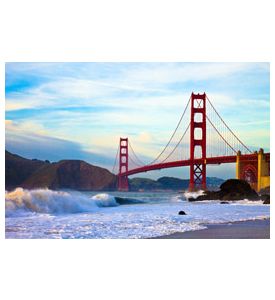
xmin=5 ymin=151 xmax=116 ymax=191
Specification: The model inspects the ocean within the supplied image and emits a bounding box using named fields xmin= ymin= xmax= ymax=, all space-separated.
xmin=5 ymin=188 xmax=270 ymax=239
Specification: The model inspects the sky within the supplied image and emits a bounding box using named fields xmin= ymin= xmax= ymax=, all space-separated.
xmin=5 ymin=62 xmax=270 ymax=179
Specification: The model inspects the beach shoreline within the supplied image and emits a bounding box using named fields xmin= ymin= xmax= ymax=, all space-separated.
xmin=152 ymin=218 xmax=270 ymax=239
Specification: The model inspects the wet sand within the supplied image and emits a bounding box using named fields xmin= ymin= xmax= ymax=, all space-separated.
xmin=153 ymin=219 xmax=270 ymax=239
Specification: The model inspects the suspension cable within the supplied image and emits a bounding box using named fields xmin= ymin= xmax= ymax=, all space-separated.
xmin=128 ymin=140 xmax=146 ymax=166
xmin=206 ymin=96 xmax=252 ymax=153
xmin=148 ymin=96 xmax=191 ymax=165
xmin=111 ymin=143 xmax=120 ymax=173
xmin=206 ymin=115 xmax=237 ymax=153
xmin=160 ymin=123 xmax=190 ymax=163
xmin=128 ymin=154 xmax=143 ymax=167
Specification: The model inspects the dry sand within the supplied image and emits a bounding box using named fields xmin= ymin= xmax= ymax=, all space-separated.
xmin=153 ymin=219 xmax=270 ymax=239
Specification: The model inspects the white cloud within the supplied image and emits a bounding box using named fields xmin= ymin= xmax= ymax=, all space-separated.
xmin=5 ymin=119 xmax=48 ymax=135
xmin=5 ymin=119 xmax=114 ymax=168
xmin=120 ymin=62 xmax=262 ymax=85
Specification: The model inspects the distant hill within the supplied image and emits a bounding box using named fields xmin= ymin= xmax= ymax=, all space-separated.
xmin=129 ymin=177 xmax=163 ymax=191
xmin=129 ymin=176 xmax=224 ymax=191
xmin=157 ymin=176 xmax=188 ymax=190
xmin=5 ymin=151 xmax=116 ymax=191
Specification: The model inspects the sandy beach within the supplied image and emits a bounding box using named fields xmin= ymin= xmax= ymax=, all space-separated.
xmin=153 ymin=219 xmax=270 ymax=239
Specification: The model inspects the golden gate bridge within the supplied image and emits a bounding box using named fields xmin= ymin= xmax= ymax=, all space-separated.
xmin=112 ymin=93 xmax=270 ymax=192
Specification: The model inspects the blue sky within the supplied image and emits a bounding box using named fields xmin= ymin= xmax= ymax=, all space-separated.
xmin=5 ymin=62 xmax=270 ymax=179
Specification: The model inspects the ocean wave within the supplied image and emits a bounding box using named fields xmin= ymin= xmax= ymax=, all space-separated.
xmin=91 ymin=193 xmax=118 ymax=207
xmin=5 ymin=188 xmax=147 ymax=217
xmin=5 ymin=188 xmax=99 ymax=216
xmin=114 ymin=196 xmax=145 ymax=205
xmin=5 ymin=189 xmax=270 ymax=238
xmin=170 ymin=194 xmax=185 ymax=202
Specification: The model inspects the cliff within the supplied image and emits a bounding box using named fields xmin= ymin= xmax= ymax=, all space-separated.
xmin=5 ymin=151 xmax=117 ymax=191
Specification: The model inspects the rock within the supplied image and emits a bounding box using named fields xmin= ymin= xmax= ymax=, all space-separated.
xmin=260 ymin=194 xmax=270 ymax=201
xmin=187 ymin=197 xmax=197 ymax=202
xmin=187 ymin=179 xmax=260 ymax=202
xmin=219 ymin=179 xmax=259 ymax=200
xmin=261 ymin=194 xmax=270 ymax=204
xmin=178 ymin=210 xmax=187 ymax=215
xmin=259 ymin=186 xmax=270 ymax=195
xmin=195 ymin=191 xmax=220 ymax=201
xmin=220 ymin=201 xmax=229 ymax=204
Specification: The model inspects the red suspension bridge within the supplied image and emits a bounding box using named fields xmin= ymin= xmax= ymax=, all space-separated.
xmin=112 ymin=93 xmax=270 ymax=192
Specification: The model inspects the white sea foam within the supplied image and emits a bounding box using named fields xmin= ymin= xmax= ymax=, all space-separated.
xmin=184 ymin=189 xmax=205 ymax=200
xmin=231 ymin=199 xmax=265 ymax=205
xmin=5 ymin=188 xmax=120 ymax=216
xmin=170 ymin=194 xmax=185 ymax=202
xmin=91 ymin=193 xmax=118 ymax=207
xmin=5 ymin=189 xmax=270 ymax=238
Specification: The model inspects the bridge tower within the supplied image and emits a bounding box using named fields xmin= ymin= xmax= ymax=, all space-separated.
xmin=189 ymin=92 xmax=207 ymax=190
xmin=118 ymin=137 xmax=129 ymax=191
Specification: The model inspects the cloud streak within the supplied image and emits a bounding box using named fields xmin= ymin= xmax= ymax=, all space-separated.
xmin=5 ymin=120 xmax=115 ymax=168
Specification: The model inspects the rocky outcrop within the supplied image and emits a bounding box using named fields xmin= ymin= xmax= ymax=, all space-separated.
xmin=5 ymin=150 xmax=117 ymax=191
xmin=219 ymin=179 xmax=259 ymax=200
xmin=261 ymin=194 xmax=270 ymax=204
xmin=259 ymin=186 xmax=270 ymax=195
xmin=258 ymin=186 xmax=270 ymax=204
xmin=188 ymin=179 xmax=260 ymax=201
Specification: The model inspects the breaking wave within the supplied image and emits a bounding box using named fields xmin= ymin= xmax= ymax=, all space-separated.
xmin=5 ymin=188 xmax=145 ymax=217
xmin=91 ymin=194 xmax=144 ymax=206
xmin=114 ymin=196 xmax=145 ymax=205
xmin=91 ymin=193 xmax=118 ymax=207
xmin=5 ymin=188 xmax=99 ymax=216
xmin=184 ymin=190 xmax=205 ymax=200
xmin=170 ymin=194 xmax=185 ymax=202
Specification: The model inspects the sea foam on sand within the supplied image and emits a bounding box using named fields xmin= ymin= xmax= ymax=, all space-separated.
xmin=5 ymin=188 xmax=270 ymax=239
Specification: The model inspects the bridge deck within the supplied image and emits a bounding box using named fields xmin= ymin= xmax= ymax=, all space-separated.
xmin=119 ymin=153 xmax=260 ymax=177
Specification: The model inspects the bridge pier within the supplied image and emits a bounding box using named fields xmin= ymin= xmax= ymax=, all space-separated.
xmin=236 ymin=149 xmax=270 ymax=192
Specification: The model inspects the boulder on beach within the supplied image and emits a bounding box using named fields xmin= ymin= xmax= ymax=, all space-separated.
xmin=178 ymin=210 xmax=187 ymax=215
xmin=188 ymin=179 xmax=259 ymax=202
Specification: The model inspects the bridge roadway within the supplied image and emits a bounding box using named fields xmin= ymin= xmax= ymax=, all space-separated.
xmin=119 ymin=153 xmax=267 ymax=177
